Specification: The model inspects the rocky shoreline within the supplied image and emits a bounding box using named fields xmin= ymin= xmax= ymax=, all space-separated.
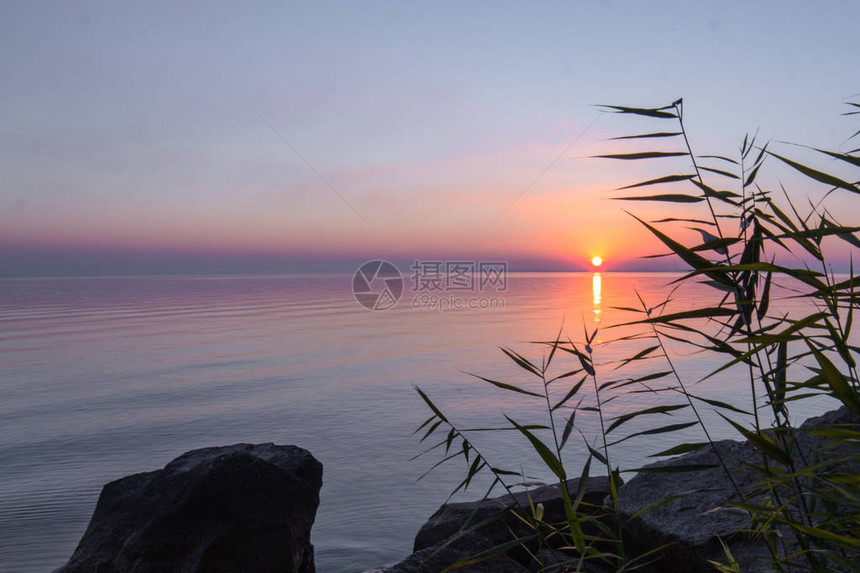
xmin=56 ymin=407 xmax=857 ymax=572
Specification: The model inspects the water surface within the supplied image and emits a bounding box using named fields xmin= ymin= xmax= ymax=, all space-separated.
xmin=0 ymin=273 xmax=834 ymax=572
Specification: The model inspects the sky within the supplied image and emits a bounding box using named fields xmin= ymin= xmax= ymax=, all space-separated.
xmin=1 ymin=0 xmax=858 ymax=276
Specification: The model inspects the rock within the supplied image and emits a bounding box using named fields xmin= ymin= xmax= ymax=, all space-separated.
xmin=366 ymin=531 xmax=529 ymax=573
xmin=616 ymin=406 xmax=860 ymax=572
xmin=366 ymin=477 xmax=613 ymax=573
xmin=800 ymin=404 xmax=858 ymax=431
xmin=616 ymin=439 xmax=761 ymax=572
xmin=56 ymin=443 xmax=322 ymax=573
xmin=528 ymin=548 xmax=583 ymax=573
xmin=415 ymin=477 xmax=612 ymax=552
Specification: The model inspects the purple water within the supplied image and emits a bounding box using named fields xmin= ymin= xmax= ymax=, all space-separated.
xmin=0 ymin=273 xmax=835 ymax=572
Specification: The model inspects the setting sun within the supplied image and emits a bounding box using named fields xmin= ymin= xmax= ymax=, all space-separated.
xmin=591 ymin=256 xmax=603 ymax=267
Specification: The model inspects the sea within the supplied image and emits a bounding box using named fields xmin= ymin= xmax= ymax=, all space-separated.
xmin=0 ymin=272 xmax=837 ymax=572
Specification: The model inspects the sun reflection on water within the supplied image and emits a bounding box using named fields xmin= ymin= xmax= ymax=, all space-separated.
xmin=592 ymin=272 xmax=602 ymax=323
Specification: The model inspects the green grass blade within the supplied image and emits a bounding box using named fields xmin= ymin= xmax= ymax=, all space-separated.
xmin=767 ymin=150 xmax=860 ymax=195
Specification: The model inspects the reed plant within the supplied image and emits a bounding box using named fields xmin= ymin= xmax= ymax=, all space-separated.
xmin=414 ymin=99 xmax=859 ymax=572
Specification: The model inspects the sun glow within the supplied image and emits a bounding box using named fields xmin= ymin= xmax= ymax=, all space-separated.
xmin=591 ymin=256 xmax=603 ymax=267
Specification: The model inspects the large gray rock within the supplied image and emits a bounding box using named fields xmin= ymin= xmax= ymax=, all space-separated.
xmin=616 ymin=406 xmax=859 ymax=572
xmin=415 ymin=477 xmax=612 ymax=552
xmin=616 ymin=439 xmax=762 ymax=571
xmin=368 ymin=477 xmax=613 ymax=573
xmin=56 ymin=443 xmax=322 ymax=573
xmin=365 ymin=531 xmax=530 ymax=573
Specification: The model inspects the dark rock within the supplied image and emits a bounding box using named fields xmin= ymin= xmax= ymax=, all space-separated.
xmin=616 ymin=406 xmax=860 ymax=572
xmin=528 ymin=549 xmax=581 ymax=573
xmin=616 ymin=439 xmax=760 ymax=572
xmin=56 ymin=443 xmax=322 ymax=573
xmin=366 ymin=478 xmax=612 ymax=573
xmin=800 ymin=404 xmax=857 ymax=430
xmin=366 ymin=532 xmax=529 ymax=573
xmin=415 ymin=477 xmax=612 ymax=552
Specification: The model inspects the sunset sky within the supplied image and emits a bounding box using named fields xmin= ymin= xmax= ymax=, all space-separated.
xmin=1 ymin=1 xmax=858 ymax=276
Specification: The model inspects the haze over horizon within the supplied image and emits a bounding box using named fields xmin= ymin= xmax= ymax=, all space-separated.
xmin=2 ymin=1 xmax=858 ymax=277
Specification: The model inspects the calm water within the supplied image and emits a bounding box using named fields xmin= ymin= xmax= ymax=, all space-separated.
xmin=0 ymin=273 xmax=834 ymax=572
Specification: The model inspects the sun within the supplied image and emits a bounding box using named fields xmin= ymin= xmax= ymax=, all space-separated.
xmin=591 ymin=256 xmax=603 ymax=268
